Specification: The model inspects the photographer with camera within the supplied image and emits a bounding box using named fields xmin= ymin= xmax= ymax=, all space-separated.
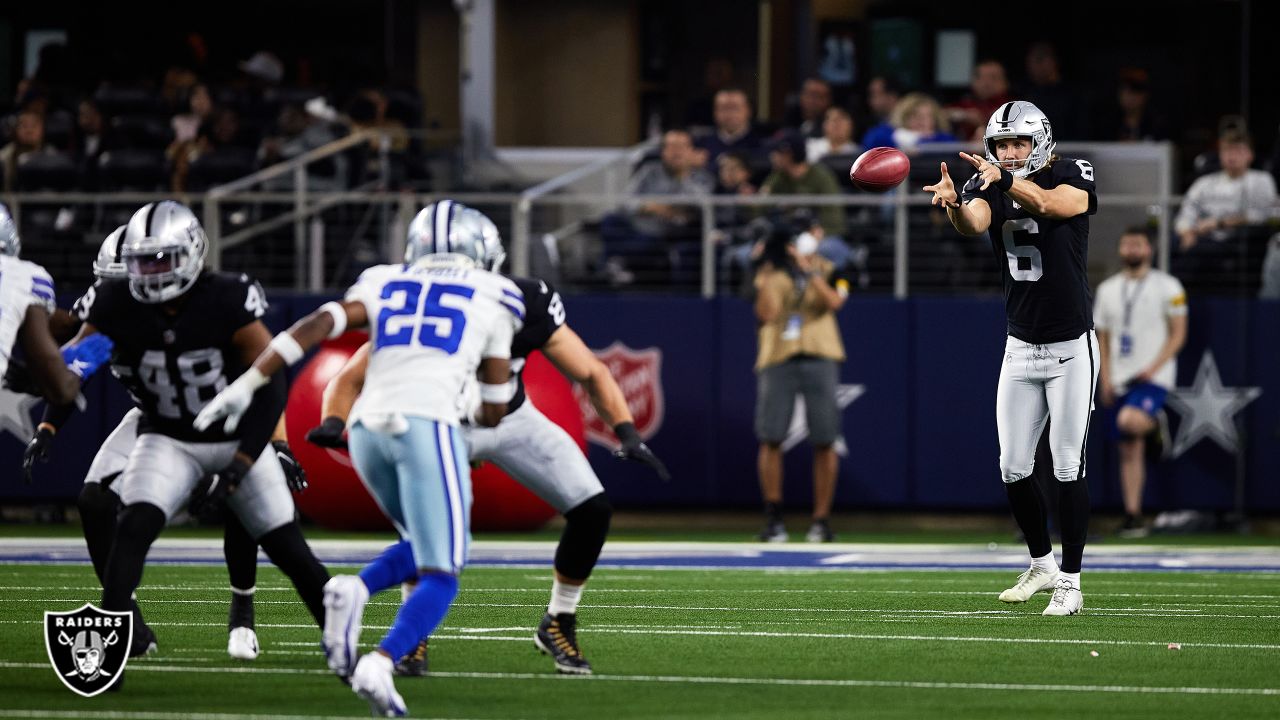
xmin=751 ymin=221 xmax=850 ymax=543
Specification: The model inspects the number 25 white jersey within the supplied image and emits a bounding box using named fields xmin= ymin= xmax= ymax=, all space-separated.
xmin=344 ymin=260 xmax=525 ymax=426
xmin=0 ymin=255 xmax=56 ymax=378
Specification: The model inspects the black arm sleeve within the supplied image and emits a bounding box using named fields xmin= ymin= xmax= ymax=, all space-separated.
xmin=39 ymin=400 xmax=78 ymax=431
xmin=234 ymin=369 xmax=287 ymax=463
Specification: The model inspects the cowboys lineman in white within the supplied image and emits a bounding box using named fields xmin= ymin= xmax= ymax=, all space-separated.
xmin=194 ymin=204 xmax=523 ymax=717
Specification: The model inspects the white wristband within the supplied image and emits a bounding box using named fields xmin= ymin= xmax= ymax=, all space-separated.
xmin=479 ymin=380 xmax=517 ymax=404
xmin=240 ymin=367 xmax=270 ymax=391
xmin=268 ymin=333 xmax=306 ymax=366
xmin=319 ymin=302 xmax=348 ymax=339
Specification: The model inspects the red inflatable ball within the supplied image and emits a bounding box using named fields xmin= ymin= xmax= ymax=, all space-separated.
xmin=285 ymin=334 xmax=580 ymax=531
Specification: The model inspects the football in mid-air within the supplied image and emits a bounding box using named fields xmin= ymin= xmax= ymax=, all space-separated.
xmin=850 ymin=147 xmax=910 ymax=192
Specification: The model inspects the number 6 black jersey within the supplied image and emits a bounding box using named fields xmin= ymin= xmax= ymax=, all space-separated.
xmin=962 ymin=157 xmax=1098 ymax=344
xmin=79 ymin=271 xmax=269 ymax=442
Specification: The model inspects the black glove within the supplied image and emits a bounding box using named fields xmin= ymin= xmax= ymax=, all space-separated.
xmin=612 ymin=421 xmax=671 ymax=482
xmin=22 ymin=425 xmax=56 ymax=483
xmin=305 ymin=415 xmax=348 ymax=450
xmin=274 ymin=440 xmax=307 ymax=493
xmin=189 ymin=456 xmax=252 ymax=521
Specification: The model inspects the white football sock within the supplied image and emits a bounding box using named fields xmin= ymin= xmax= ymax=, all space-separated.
xmin=1031 ymin=552 xmax=1058 ymax=572
xmin=547 ymin=579 xmax=584 ymax=616
xmin=1059 ymin=571 xmax=1081 ymax=588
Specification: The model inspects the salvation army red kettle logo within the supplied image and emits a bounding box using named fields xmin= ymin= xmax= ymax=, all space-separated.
xmin=573 ymin=342 xmax=665 ymax=449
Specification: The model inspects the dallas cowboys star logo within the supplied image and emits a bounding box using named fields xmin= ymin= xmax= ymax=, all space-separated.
xmin=0 ymin=386 xmax=38 ymax=443
xmin=780 ymin=383 xmax=865 ymax=456
xmin=1165 ymin=350 xmax=1262 ymax=458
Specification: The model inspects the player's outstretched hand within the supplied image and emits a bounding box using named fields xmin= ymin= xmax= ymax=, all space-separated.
xmin=22 ymin=425 xmax=55 ymax=483
xmin=194 ymin=370 xmax=266 ymax=434
xmin=922 ymin=162 xmax=958 ymax=208
xmin=305 ymin=416 xmax=348 ymax=450
xmin=959 ymin=152 xmax=1003 ymax=191
xmin=273 ymin=440 xmax=308 ymax=493
xmin=613 ymin=421 xmax=671 ymax=482
xmin=188 ymin=457 xmax=251 ymax=520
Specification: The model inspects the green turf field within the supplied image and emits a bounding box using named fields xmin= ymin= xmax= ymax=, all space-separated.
xmin=1 ymin=561 xmax=1278 ymax=719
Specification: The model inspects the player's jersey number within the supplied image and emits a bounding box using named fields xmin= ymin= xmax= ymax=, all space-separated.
xmin=138 ymin=348 xmax=228 ymax=419
xmin=376 ymin=281 xmax=475 ymax=354
xmin=1002 ymin=218 xmax=1043 ymax=282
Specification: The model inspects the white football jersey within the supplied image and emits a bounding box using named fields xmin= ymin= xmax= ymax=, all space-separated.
xmin=344 ymin=260 xmax=524 ymax=427
xmin=0 ymin=255 xmax=56 ymax=378
xmin=1094 ymin=268 xmax=1187 ymax=390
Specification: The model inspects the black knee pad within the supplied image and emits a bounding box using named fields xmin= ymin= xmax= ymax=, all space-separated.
xmin=78 ymin=482 xmax=121 ymax=523
xmin=115 ymin=503 xmax=166 ymax=545
xmin=102 ymin=503 xmax=166 ymax=611
xmin=555 ymin=493 xmax=612 ymax=581
xmin=223 ymin=514 xmax=259 ymax=592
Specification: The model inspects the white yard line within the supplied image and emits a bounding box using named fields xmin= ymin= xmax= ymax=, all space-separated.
xmin=0 ymin=662 xmax=1275 ymax=698
xmin=3 ymin=621 xmax=1278 ymax=650
xmin=0 ymin=711 xmax=504 ymax=720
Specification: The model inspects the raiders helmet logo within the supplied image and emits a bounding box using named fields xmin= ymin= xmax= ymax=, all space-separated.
xmin=44 ymin=604 xmax=133 ymax=696
xmin=574 ymin=342 xmax=665 ymax=450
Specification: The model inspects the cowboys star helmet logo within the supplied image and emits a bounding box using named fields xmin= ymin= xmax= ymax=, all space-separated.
xmin=44 ymin=604 xmax=133 ymax=696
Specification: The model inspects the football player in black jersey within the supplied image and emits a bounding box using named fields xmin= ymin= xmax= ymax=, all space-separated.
xmin=61 ymin=201 xmax=331 ymax=657
xmin=925 ymin=101 xmax=1098 ymax=616
xmin=22 ymin=222 xmax=309 ymax=660
xmin=306 ymin=201 xmax=669 ymax=675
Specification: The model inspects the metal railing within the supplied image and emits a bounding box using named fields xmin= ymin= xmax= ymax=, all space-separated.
xmin=14 ymin=140 xmax=1254 ymax=298
xmin=203 ymin=129 xmax=390 ymax=290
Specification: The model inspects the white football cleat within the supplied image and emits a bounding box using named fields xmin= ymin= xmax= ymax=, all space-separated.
xmin=998 ymin=564 xmax=1059 ymax=603
xmin=351 ymin=652 xmax=408 ymax=717
xmin=1042 ymin=577 xmax=1083 ymax=616
xmin=322 ymin=575 xmax=370 ymax=679
xmin=227 ymin=626 xmax=260 ymax=660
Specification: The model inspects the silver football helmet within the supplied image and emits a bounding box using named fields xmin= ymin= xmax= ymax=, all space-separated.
xmin=92 ymin=225 xmax=129 ymax=279
xmin=0 ymin=202 xmax=20 ymax=257
xmin=404 ymin=200 xmax=491 ymax=269
xmin=121 ymin=201 xmax=208 ymax=303
xmin=983 ymin=100 xmax=1056 ymax=178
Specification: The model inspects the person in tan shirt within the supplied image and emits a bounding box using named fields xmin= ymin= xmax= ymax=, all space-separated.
xmin=752 ymin=224 xmax=849 ymax=542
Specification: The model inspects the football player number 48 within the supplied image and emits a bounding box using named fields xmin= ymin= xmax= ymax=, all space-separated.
xmin=376 ymin=280 xmax=475 ymax=354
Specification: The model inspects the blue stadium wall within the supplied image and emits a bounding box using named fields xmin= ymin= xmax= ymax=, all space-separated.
xmin=5 ymin=294 xmax=1278 ymax=514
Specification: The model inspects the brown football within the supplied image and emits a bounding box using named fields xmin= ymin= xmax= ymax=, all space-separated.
xmin=850 ymin=147 xmax=911 ymax=192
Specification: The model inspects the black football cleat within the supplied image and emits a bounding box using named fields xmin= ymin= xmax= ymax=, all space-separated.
xmin=129 ymin=623 xmax=158 ymax=658
xmin=534 ymin=613 xmax=592 ymax=675
xmin=394 ymin=638 xmax=429 ymax=677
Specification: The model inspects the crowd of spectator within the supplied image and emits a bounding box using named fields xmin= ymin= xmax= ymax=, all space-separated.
xmin=595 ymin=41 xmax=1280 ymax=296
xmin=0 ymin=48 xmax=427 ymax=198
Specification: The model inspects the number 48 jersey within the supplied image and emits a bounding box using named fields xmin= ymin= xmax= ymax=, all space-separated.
xmin=81 ymin=272 xmax=269 ymax=442
xmin=345 ymin=261 xmax=524 ymax=427
xmin=962 ymin=157 xmax=1098 ymax=345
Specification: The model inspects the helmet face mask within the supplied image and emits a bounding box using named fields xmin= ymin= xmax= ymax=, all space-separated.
xmin=404 ymin=200 xmax=504 ymax=271
xmin=123 ymin=201 xmax=207 ymax=303
xmin=983 ymin=101 xmax=1056 ymax=178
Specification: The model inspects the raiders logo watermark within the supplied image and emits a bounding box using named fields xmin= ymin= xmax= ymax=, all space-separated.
xmin=44 ymin=604 xmax=133 ymax=696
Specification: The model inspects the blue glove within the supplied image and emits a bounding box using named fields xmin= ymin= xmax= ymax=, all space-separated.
xmin=61 ymin=334 xmax=114 ymax=380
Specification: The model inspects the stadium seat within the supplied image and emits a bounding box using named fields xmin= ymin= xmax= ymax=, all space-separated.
xmin=110 ymin=115 xmax=174 ymax=150
xmin=42 ymin=110 xmax=76 ymax=151
xmin=96 ymin=149 xmax=168 ymax=191
xmin=15 ymin=151 xmax=81 ymax=191
xmin=820 ymin=153 xmax=860 ymax=192
xmin=93 ymin=85 xmax=159 ymax=116
xmin=184 ymin=147 xmax=257 ymax=191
